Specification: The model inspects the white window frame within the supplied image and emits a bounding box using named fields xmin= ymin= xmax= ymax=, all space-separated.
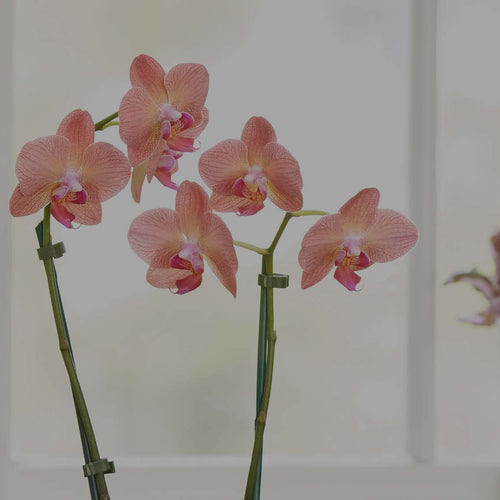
xmin=4 ymin=1 xmax=500 ymax=498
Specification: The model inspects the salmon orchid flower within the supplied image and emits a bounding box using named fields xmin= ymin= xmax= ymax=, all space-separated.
xmin=9 ymin=109 xmax=131 ymax=228
xmin=119 ymin=54 xmax=209 ymax=202
xmin=299 ymin=188 xmax=418 ymax=291
xmin=199 ymin=116 xmax=303 ymax=215
xmin=445 ymin=231 xmax=500 ymax=326
xmin=128 ymin=181 xmax=238 ymax=296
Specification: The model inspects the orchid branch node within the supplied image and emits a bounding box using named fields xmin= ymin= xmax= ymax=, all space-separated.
xmin=82 ymin=458 xmax=115 ymax=478
xmin=257 ymin=273 xmax=289 ymax=289
xmin=37 ymin=241 xmax=66 ymax=260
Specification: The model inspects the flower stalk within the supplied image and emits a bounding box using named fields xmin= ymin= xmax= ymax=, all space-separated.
xmin=39 ymin=205 xmax=110 ymax=500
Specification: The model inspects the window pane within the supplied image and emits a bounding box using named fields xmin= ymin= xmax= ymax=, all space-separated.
xmin=12 ymin=0 xmax=411 ymax=460
xmin=437 ymin=0 xmax=500 ymax=461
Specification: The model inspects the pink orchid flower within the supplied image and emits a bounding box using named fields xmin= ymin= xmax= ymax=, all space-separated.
xmin=128 ymin=181 xmax=238 ymax=296
xmin=445 ymin=231 xmax=500 ymax=326
xmin=119 ymin=54 xmax=209 ymax=202
xmin=299 ymin=188 xmax=418 ymax=291
xmin=198 ymin=116 xmax=303 ymax=215
xmin=9 ymin=109 xmax=131 ymax=228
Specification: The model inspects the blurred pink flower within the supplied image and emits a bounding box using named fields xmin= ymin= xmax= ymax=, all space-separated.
xmin=445 ymin=231 xmax=500 ymax=326
xmin=119 ymin=54 xmax=209 ymax=202
xmin=9 ymin=109 xmax=131 ymax=228
xmin=199 ymin=116 xmax=303 ymax=215
xmin=299 ymin=188 xmax=418 ymax=291
xmin=128 ymin=181 xmax=237 ymax=296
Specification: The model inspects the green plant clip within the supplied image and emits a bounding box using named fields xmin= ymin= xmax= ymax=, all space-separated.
xmin=257 ymin=273 xmax=289 ymax=288
xmin=82 ymin=458 xmax=116 ymax=478
xmin=37 ymin=241 xmax=66 ymax=260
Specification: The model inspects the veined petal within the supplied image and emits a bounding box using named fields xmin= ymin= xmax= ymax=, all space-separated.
xmin=131 ymin=160 xmax=148 ymax=203
xmin=165 ymin=63 xmax=209 ymax=116
xmin=16 ymin=135 xmax=70 ymax=195
xmin=300 ymin=250 xmax=337 ymax=289
xmin=129 ymin=54 xmax=168 ymax=104
xmin=199 ymin=139 xmax=249 ymax=194
xmin=9 ymin=185 xmax=51 ymax=217
xmin=362 ymin=208 xmax=418 ymax=263
xmin=167 ymin=136 xmax=197 ymax=153
xmin=79 ymin=142 xmax=131 ymax=202
xmin=175 ymin=181 xmax=210 ymax=238
xmin=56 ymin=109 xmax=95 ymax=166
xmin=146 ymin=139 xmax=167 ymax=183
xmin=69 ymin=201 xmax=102 ymax=225
xmin=299 ymin=214 xmax=344 ymax=270
xmin=128 ymin=208 xmax=183 ymax=266
xmin=199 ymin=212 xmax=238 ymax=297
xmin=146 ymin=266 xmax=192 ymax=289
xmin=262 ymin=143 xmax=303 ymax=212
xmin=241 ymin=116 xmax=277 ymax=165
xmin=119 ymin=87 xmax=161 ymax=149
xmin=209 ymin=192 xmax=263 ymax=215
xmin=339 ymin=188 xmax=380 ymax=231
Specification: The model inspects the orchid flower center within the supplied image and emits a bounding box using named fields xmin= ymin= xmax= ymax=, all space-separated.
xmin=159 ymin=103 xmax=194 ymax=141
xmin=233 ymin=165 xmax=268 ymax=203
xmin=334 ymin=234 xmax=369 ymax=269
xmin=51 ymin=171 xmax=87 ymax=205
xmin=170 ymin=239 xmax=204 ymax=275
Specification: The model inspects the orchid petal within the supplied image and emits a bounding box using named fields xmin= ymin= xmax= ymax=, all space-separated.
xmin=129 ymin=54 xmax=167 ymax=104
xmin=199 ymin=212 xmax=238 ymax=297
xmin=241 ymin=116 xmax=277 ymax=165
xmin=119 ymin=87 xmax=160 ymax=151
xmin=175 ymin=181 xmax=210 ymax=238
xmin=50 ymin=202 xmax=75 ymax=228
xmin=16 ymin=136 xmax=70 ymax=195
xmin=167 ymin=136 xmax=197 ymax=153
xmin=199 ymin=139 xmax=249 ymax=194
xmin=490 ymin=231 xmax=500 ymax=285
xmin=179 ymin=106 xmax=209 ymax=139
xmin=208 ymin=192 xmax=262 ymax=215
xmin=131 ymin=160 xmax=148 ymax=203
xmin=56 ymin=109 xmax=95 ymax=166
xmin=175 ymin=272 xmax=203 ymax=294
xmin=146 ymin=266 xmax=191 ymax=289
xmin=262 ymin=143 xmax=303 ymax=212
xmin=165 ymin=63 xmax=209 ymax=116
xmin=146 ymin=140 xmax=167 ymax=183
xmin=334 ymin=266 xmax=362 ymax=291
xmin=459 ymin=309 xmax=496 ymax=326
xmin=300 ymin=251 xmax=337 ymax=289
xmin=362 ymin=208 xmax=418 ymax=263
xmin=128 ymin=208 xmax=183 ymax=266
xmin=444 ymin=270 xmax=496 ymax=301
xmin=339 ymin=188 xmax=380 ymax=231
xmin=79 ymin=142 xmax=131 ymax=202
xmin=69 ymin=201 xmax=102 ymax=225
xmin=9 ymin=185 xmax=51 ymax=217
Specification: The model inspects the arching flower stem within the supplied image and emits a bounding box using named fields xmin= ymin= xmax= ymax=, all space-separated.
xmin=94 ymin=111 xmax=118 ymax=132
xmin=39 ymin=204 xmax=111 ymax=500
xmin=243 ymin=209 xmax=328 ymax=500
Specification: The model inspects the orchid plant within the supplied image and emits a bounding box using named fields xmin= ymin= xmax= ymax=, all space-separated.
xmin=446 ymin=231 xmax=500 ymax=326
xmin=10 ymin=53 xmax=418 ymax=500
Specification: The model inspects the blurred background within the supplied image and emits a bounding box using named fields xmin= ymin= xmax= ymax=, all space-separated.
xmin=4 ymin=0 xmax=500 ymax=498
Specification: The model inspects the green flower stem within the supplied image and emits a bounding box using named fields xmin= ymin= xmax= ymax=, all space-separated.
xmin=94 ymin=112 xmax=118 ymax=132
xmin=234 ymin=241 xmax=268 ymax=255
xmin=245 ymin=253 xmax=276 ymax=500
xmin=40 ymin=205 xmax=110 ymax=500
xmin=243 ymin=209 xmax=329 ymax=499
xmin=100 ymin=121 xmax=119 ymax=130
